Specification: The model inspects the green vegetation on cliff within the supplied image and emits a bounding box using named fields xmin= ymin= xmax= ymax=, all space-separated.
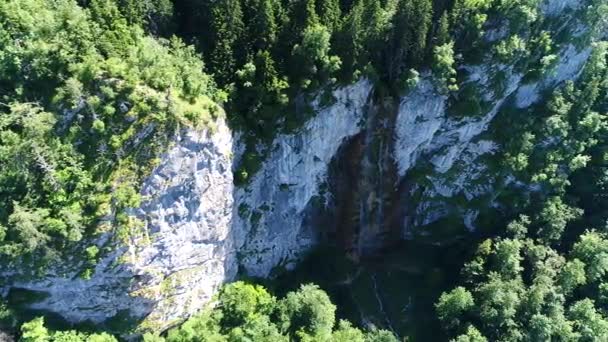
xmin=1 ymin=0 xmax=608 ymax=341
xmin=436 ymin=38 xmax=608 ymax=342
xmin=0 ymin=0 xmax=221 ymax=269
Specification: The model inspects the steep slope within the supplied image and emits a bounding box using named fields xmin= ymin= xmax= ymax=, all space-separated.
xmin=4 ymin=123 xmax=234 ymax=332
xmin=2 ymin=0 xmax=606 ymax=335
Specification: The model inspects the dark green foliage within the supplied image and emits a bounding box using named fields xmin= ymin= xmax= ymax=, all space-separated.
xmin=448 ymin=83 xmax=484 ymax=117
xmin=20 ymin=317 xmax=118 ymax=341
xmin=171 ymin=0 xmax=441 ymax=161
xmin=449 ymin=0 xmax=491 ymax=51
xmin=148 ymin=282 xmax=397 ymax=342
xmin=210 ymin=0 xmax=246 ymax=86
xmin=434 ymin=11 xmax=451 ymax=46
xmin=0 ymin=299 xmax=16 ymax=330
xmin=388 ymin=0 xmax=433 ymax=78
xmin=437 ymin=41 xmax=608 ymax=341
xmin=0 ymin=0 xmax=220 ymax=265
xmin=112 ymin=0 xmax=174 ymax=34
xmin=332 ymin=0 xmax=365 ymax=82
xmin=244 ymin=0 xmax=278 ymax=51
xmin=318 ymin=0 xmax=342 ymax=33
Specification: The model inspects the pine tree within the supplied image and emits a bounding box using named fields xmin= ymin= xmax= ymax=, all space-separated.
xmin=304 ymin=0 xmax=320 ymax=27
xmin=407 ymin=0 xmax=433 ymax=65
xmin=339 ymin=0 xmax=356 ymax=12
xmin=388 ymin=0 xmax=432 ymax=80
xmin=334 ymin=0 xmax=364 ymax=80
xmin=318 ymin=0 xmax=342 ymax=32
xmin=248 ymin=0 xmax=278 ymax=51
xmin=276 ymin=0 xmax=319 ymax=64
xmin=435 ymin=11 xmax=450 ymax=46
xmin=361 ymin=0 xmax=387 ymax=69
xmin=450 ymin=0 xmax=491 ymax=49
xmin=209 ymin=0 xmax=245 ymax=85
xmin=289 ymin=0 xmax=319 ymax=34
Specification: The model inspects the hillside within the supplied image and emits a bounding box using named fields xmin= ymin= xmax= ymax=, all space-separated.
xmin=1 ymin=0 xmax=608 ymax=341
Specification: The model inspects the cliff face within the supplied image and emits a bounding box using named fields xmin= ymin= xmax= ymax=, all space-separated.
xmin=234 ymin=79 xmax=373 ymax=277
xmin=5 ymin=122 xmax=236 ymax=331
xmin=0 ymin=80 xmax=375 ymax=332
xmin=1 ymin=0 xmax=600 ymax=332
xmin=395 ymin=41 xmax=591 ymax=232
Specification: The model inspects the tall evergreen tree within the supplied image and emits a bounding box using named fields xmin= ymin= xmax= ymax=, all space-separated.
xmin=318 ymin=0 xmax=342 ymax=32
xmin=209 ymin=0 xmax=245 ymax=85
xmin=450 ymin=0 xmax=491 ymax=50
xmin=304 ymin=0 xmax=320 ymax=27
xmin=246 ymin=0 xmax=278 ymax=51
xmin=334 ymin=0 xmax=364 ymax=80
xmin=361 ymin=0 xmax=389 ymax=70
xmin=115 ymin=0 xmax=174 ymax=34
xmin=407 ymin=0 xmax=433 ymax=65
xmin=435 ymin=11 xmax=451 ymax=46
xmin=388 ymin=0 xmax=433 ymax=81
xmin=275 ymin=0 xmax=318 ymax=67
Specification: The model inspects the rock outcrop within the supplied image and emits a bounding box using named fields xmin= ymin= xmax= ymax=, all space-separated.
xmin=234 ymin=79 xmax=373 ymax=277
xmin=1 ymin=0 xmax=601 ymax=333
xmin=5 ymin=121 xmax=236 ymax=331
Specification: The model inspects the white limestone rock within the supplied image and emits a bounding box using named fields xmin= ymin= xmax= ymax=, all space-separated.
xmin=516 ymin=44 xmax=591 ymax=108
xmin=540 ymin=0 xmax=581 ymax=16
xmin=234 ymin=79 xmax=373 ymax=277
xmin=7 ymin=120 xmax=236 ymax=331
xmin=393 ymin=79 xmax=447 ymax=176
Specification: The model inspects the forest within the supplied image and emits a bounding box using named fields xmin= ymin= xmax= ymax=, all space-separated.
xmin=1 ymin=0 xmax=608 ymax=340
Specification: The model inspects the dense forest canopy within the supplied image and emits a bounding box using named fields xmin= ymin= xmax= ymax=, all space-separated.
xmin=1 ymin=0 xmax=608 ymax=340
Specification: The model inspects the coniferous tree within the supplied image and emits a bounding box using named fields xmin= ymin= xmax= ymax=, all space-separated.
xmin=388 ymin=0 xmax=433 ymax=81
xmin=450 ymin=0 xmax=491 ymax=51
xmin=304 ymin=0 xmax=320 ymax=27
xmin=287 ymin=0 xmax=319 ymax=36
xmin=334 ymin=0 xmax=364 ymax=81
xmin=407 ymin=0 xmax=433 ymax=65
xmin=275 ymin=0 xmax=318 ymax=70
xmin=361 ymin=0 xmax=389 ymax=73
xmin=435 ymin=11 xmax=451 ymax=46
xmin=115 ymin=0 xmax=174 ymax=34
xmin=209 ymin=0 xmax=245 ymax=85
xmin=318 ymin=0 xmax=342 ymax=32
xmin=244 ymin=0 xmax=279 ymax=52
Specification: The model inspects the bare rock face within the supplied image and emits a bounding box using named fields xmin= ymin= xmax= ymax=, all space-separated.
xmin=125 ymin=120 xmax=237 ymax=329
xmin=0 ymin=329 xmax=15 ymax=342
xmin=393 ymin=43 xmax=595 ymax=232
xmin=4 ymin=121 xmax=236 ymax=332
xmin=393 ymin=48 xmax=590 ymax=232
xmin=234 ymin=80 xmax=374 ymax=277
xmin=0 ymin=81 xmax=375 ymax=332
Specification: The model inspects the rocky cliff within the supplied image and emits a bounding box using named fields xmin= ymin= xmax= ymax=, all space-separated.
xmin=4 ymin=121 xmax=236 ymax=331
xmin=1 ymin=0 xmax=601 ymax=333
